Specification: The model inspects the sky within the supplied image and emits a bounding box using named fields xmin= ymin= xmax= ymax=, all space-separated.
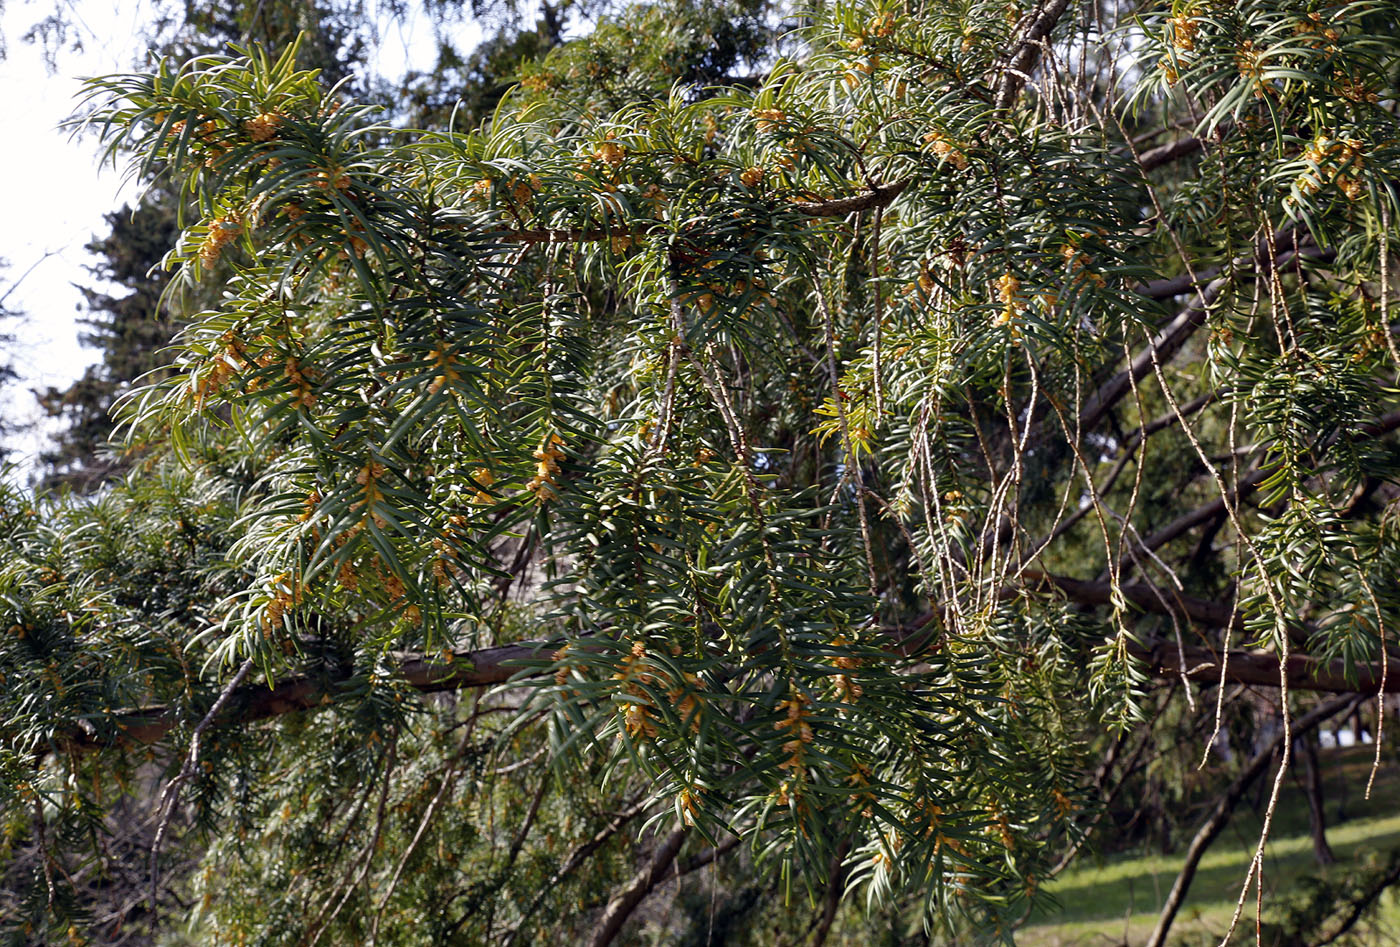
xmin=0 ymin=1 xmax=143 ymax=471
xmin=0 ymin=0 xmax=471 ymax=477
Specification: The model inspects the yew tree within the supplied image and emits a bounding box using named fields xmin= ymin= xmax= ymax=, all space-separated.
xmin=3 ymin=0 xmax=1400 ymax=942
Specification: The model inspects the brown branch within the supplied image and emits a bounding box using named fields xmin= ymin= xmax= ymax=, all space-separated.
xmin=1134 ymin=408 xmax=1400 ymax=558
xmin=1078 ymin=282 xmax=1227 ymax=433
xmin=506 ymin=799 xmax=651 ymax=945
xmin=657 ymin=833 xmax=742 ymax=884
xmin=1138 ymin=136 xmax=1205 ymax=173
xmin=1133 ymin=464 xmax=1267 ymax=558
xmin=811 ymin=839 xmax=851 ymax=947
xmin=1359 ymin=408 xmax=1400 ymax=439
xmin=1079 ymin=237 xmax=1333 ymax=434
xmin=1143 ymin=695 xmax=1360 ymax=947
xmin=1130 ymin=642 xmax=1400 ymax=696
xmin=1049 ymin=709 xmax=1160 ymax=876
xmin=1118 ymin=389 xmax=1224 ymax=449
xmin=788 ymin=178 xmax=910 ymax=217
xmin=993 ymin=0 xmax=1074 ymax=110
xmin=1018 ymin=569 xmax=1234 ymax=627
xmin=587 ymin=827 xmax=688 ymax=947
xmin=72 ymin=641 xmax=547 ymax=753
xmin=1137 ymin=269 xmax=1217 ymax=300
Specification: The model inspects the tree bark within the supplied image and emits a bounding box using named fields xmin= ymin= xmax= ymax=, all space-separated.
xmin=993 ymin=0 xmax=1075 ymax=110
xmin=1144 ymin=696 xmax=1359 ymax=947
xmin=1300 ymin=738 xmax=1335 ymax=865
xmin=588 ymin=827 xmax=688 ymax=947
xmin=63 ymin=573 xmax=1400 ymax=758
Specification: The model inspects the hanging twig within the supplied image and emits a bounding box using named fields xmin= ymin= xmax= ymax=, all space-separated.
xmin=1143 ymin=695 xmax=1359 ymax=947
xmin=147 ymin=656 xmax=255 ymax=919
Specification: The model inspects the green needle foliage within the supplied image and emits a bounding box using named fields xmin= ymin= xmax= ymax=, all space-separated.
xmin=3 ymin=0 xmax=1400 ymax=943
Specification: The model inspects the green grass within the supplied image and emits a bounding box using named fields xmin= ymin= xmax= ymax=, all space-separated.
xmin=1020 ymin=746 xmax=1400 ymax=946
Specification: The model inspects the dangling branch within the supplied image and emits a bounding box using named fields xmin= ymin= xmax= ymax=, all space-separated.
xmin=1143 ymin=695 xmax=1360 ymax=947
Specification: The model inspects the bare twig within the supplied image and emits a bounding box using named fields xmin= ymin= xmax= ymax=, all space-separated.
xmin=147 ymin=657 xmax=254 ymax=918
xmin=1143 ymin=695 xmax=1360 ymax=947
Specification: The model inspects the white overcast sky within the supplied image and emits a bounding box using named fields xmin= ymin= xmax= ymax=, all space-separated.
xmin=1 ymin=0 xmax=141 ymax=470
xmin=0 ymin=0 xmax=471 ymax=475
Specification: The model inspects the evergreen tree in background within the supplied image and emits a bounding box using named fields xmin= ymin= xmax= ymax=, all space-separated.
xmin=3 ymin=0 xmax=1400 ymax=945
xmin=35 ymin=197 xmax=181 ymax=488
xmin=0 ymin=262 xmax=26 ymax=468
xmin=34 ymin=0 xmax=416 ymax=489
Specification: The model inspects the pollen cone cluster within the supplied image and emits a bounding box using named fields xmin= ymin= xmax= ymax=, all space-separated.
xmin=527 ymin=434 xmax=566 ymax=501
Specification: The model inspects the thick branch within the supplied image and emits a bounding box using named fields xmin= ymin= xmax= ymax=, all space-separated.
xmin=1144 ymin=695 xmax=1360 ymax=947
xmin=657 ymin=833 xmax=743 ymax=884
xmin=1131 ymin=642 xmax=1400 ymax=696
xmin=1118 ymin=389 xmax=1224 ymax=449
xmin=588 ymin=827 xmax=688 ymax=947
xmin=1135 ymin=408 xmax=1400 ymax=557
xmin=1019 ymin=569 xmax=1234 ymax=627
xmin=1138 ymin=136 xmax=1205 ymax=172
xmin=67 ymin=541 xmax=1400 ymax=758
xmin=789 ymin=178 xmax=910 ymax=217
xmin=72 ymin=641 xmax=546 ymax=753
xmin=1134 ymin=464 xmax=1267 ymax=557
xmin=1310 ymin=850 xmax=1400 ymax=946
xmin=1137 ymin=267 xmax=1223 ymax=301
xmin=1079 ymin=237 xmax=1332 ymax=434
xmin=504 ymin=799 xmax=650 ymax=946
xmin=993 ymin=0 xmax=1074 ymax=110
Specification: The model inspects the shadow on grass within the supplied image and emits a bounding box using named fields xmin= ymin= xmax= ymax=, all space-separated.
xmin=1022 ymin=747 xmax=1400 ymax=944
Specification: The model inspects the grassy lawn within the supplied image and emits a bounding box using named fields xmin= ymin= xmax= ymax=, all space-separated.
xmin=1019 ymin=746 xmax=1400 ymax=946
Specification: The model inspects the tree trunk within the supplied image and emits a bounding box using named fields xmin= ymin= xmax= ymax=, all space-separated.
xmin=588 ymin=827 xmax=688 ymax=947
xmin=1144 ymin=696 xmax=1357 ymax=947
xmin=811 ymin=839 xmax=850 ymax=947
xmin=1301 ymin=738 xmax=1335 ymax=865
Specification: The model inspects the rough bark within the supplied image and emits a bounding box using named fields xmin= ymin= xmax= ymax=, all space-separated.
xmin=993 ymin=0 xmax=1075 ymax=110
